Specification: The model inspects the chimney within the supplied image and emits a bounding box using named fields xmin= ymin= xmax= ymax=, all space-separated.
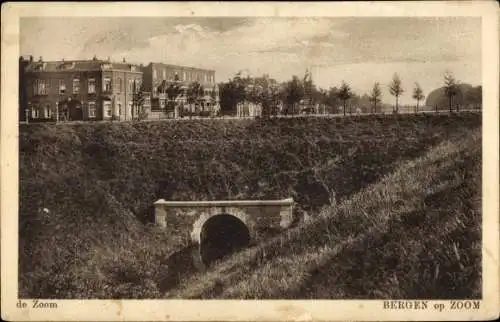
xmin=92 ymin=55 xmax=97 ymax=61
xmin=62 ymin=58 xmax=65 ymax=62
xmin=122 ymin=57 xmax=126 ymax=63
xmin=29 ymin=55 xmax=33 ymax=63
xmin=38 ymin=56 xmax=43 ymax=62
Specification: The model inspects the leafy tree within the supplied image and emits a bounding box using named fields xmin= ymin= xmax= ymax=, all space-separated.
xmin=165 ymin=83 xmax=184 ymax=117
xmin=337 ymin=81 xmax=353 ymax=116
xmin=444 ymin=71 xmax=459 ymax=112
xmin=209 ymin=86 xmax=219 ymax=117
xmin=369 ymin=82 xmax=382 ymax=114
xmin=219 ymin=81 xmax=237 ymax=115
xmin=132 ymin=81 xmax=147 ymax=120
xmin=248 ymin=75 xmax=284 ymax=118
xmin=186 ymin=81 xmax=204 ymax=118
xmin=465 ymin=85 xmax=482 ymax=109
xmin=412 ymin=82 xmax=425 ymax=113
xmin=323 ymin=87 xmax=339 ymax=114
xmin=218 ymin=73 xmax=249 ymax=116
xmin=283 ymin=76 xmax=305 ymax=115
xmin=389 ymin=73 xmax=404 ymax=113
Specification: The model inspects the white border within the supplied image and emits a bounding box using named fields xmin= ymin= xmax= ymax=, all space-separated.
xmin=2 ymin=1 xmax=499 ymax=321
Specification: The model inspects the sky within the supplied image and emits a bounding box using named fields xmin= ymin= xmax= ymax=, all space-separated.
xmin=20 ymin=17 xmax=481 ymax=105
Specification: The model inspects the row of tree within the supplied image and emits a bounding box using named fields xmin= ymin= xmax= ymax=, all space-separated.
xmin=218 ymin=69 xmax=473 ymax=117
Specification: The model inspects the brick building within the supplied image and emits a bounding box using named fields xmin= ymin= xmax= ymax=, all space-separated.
xmin=20 ymin=56 xmax=145 ymax=122
xmin=141 ymin=62 xmax=220 ymax=118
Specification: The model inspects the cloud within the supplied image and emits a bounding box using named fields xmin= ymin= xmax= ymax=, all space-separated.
xmin=174 ymin=24 xmax=204 ymax=34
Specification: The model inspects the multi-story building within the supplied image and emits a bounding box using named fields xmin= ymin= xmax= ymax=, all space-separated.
xmin=19 ymin=55 xmax=32 ymax=122
xmin=141 ymin=62 xmax=220 ymax=118
xmin=21 ymin=56 xmax=145 ymax=122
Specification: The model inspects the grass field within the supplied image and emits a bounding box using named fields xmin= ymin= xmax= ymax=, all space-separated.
xmin=18 ymin=113 xmax=481 ymax=299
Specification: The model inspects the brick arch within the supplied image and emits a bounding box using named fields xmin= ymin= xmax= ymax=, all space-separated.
xmin=190 ymin=207 xmax=256 ymax=244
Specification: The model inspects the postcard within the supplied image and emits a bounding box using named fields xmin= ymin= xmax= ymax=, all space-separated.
xmin=1 ymin=1 xmax=499 ymax=321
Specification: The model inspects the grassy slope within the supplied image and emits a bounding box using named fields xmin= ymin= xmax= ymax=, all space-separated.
xmin=19 ymin=113 xmax=481 ymax=298
xmin=167 ymin=127 xmax=481 ymax=299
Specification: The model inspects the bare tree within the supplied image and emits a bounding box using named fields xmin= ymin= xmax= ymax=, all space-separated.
xmin=337 ymin=81 xmax=353 ymax=116
xmin=369 ymin=82 xmax=382 ymax=114
xmin=412 ymin=82 xmax=425 ymax=113
xmin=444 ymin=71 xmax=459 ymax=112
xmin=389 ymin=73 xmax=404 ymax=113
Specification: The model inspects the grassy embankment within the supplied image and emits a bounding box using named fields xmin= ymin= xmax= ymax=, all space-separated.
xmin=19 ymin=113 xmax=481 ymax=299
xmin=167 ymin=125 xmax=482 ymax=299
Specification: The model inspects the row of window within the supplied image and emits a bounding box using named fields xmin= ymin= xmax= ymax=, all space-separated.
xmin=29 ymin=102 xmax=98 ymax=119
xmin=153 ymin=87 xmax=218 ymax=97
xmin=153 ymin=69 xmax=214 ymax=83
xmin=29 ymin=101 xmax=134 ymax=119
xmin=32 ymin=78 xmax=141 ymax=96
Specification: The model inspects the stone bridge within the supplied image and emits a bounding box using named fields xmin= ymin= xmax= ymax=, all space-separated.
xmin=154 ymin=198 xmax=295 ymax=265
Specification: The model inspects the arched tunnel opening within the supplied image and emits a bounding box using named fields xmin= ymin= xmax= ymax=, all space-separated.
xmin=199 ymin=214 xmax=251 ymax=266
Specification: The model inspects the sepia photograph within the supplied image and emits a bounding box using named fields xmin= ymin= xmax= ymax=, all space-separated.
xmin=1 ymin=1 xmax=499 ymax=321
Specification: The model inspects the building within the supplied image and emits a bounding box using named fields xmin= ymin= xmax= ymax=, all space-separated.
xmin=21 ymin=56 xmax=145 ymax=122
xmin=19 ymin=55 xmax=32 ymax=122
xmin=141 ymin=62 xmax=220 ymax=118
xmin=235 ymin=74 xmax=282 ymax=118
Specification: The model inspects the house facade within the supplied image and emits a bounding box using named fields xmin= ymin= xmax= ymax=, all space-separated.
xmin=141 ymin=62 xmax=220 ymax=118
xmin=21 ymin=56 xmax=146 ymax=122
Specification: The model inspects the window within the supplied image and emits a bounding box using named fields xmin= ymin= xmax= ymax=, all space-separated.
xmin=31 ymin=106 xmax=39 ymax=119
xmin=153 ymin=87 xmax=158 ymax=97
xmin=88 ymin=78 xmax=96 ymax=94
xmin=129 ymin=79 xmax=139 ymax=92
xmin=88 ymin=102 xmax=96 ymax=118
xmin=153 ymin=69 xmax=157 ymax=79
xmin=118 ymin=78 xmax=123 ymax=92
xmin=104 ymin=77 xmax=112 ymax=92
xmin=128 ymin=101 xmax=133 ymax=118
xmin=73 ymin=78 xmax=80 ymax=94
xmin=183 ymin=71 xmax=186 ymax=81
xmin=162 ymin=69 xmax=166 ymax=80
xmin=44 ymin=104 xmax=51 ymax=118
xmin=59 ymin=80 xmax=66 ymax=94
xmin=103 ymin=101 xmax=112 ymax=117
xmin=34 ymin=79 xmax=49 ymax=95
